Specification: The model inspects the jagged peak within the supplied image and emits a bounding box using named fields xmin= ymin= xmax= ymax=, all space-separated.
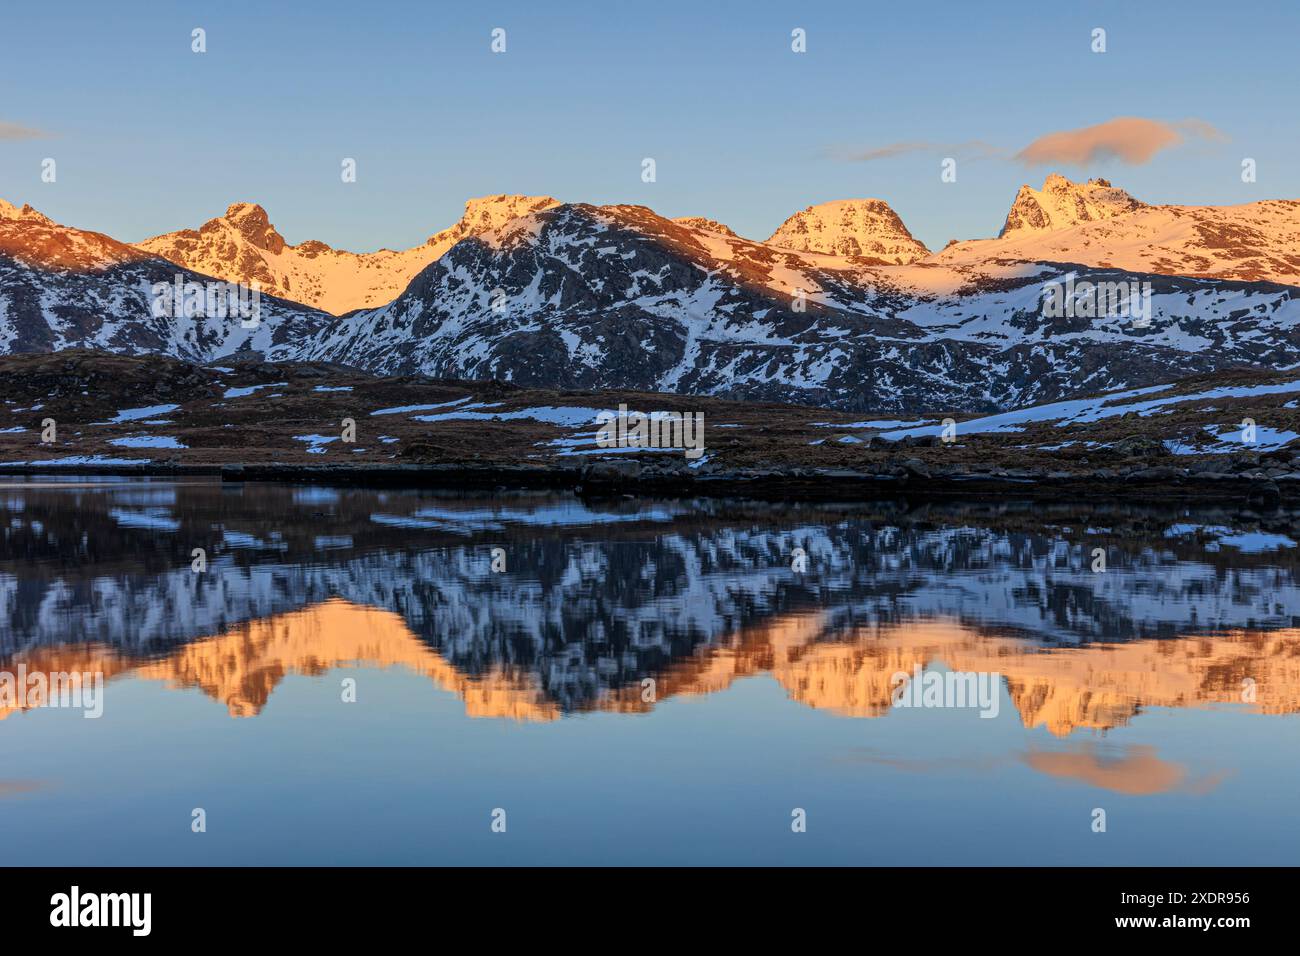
xmin=999 ymin=173 xmax=1145 ymax=238
xmin=0 ymin=197 xmax=54 ymax=225
xmin=204 ymin=201 xmax=286 ymax=253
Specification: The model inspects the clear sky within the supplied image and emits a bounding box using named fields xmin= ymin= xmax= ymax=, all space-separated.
xmin=1 ymin=0 xmax=1295 ymax=253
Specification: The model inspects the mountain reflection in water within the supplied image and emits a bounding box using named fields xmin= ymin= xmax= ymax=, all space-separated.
xmin=5 ymin=599 xmax=1297 ymax=742
xmin=3 ymin=478 xmax=1299 ymax=735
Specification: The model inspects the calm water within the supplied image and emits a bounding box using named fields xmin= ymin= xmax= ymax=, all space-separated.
xmin=1 ymin=477 xmax=1298 ymax=865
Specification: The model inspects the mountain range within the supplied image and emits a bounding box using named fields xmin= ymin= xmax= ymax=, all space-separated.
xmin=2 ymin=177 xmax=1297 ymax=412
xmin=135 ymin=194 xmax=561 ymax=313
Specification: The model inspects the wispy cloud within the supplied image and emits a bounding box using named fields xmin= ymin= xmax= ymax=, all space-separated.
xmin=0 ymin=120 xmax=52 ymax=141
xmin=0 ymin=779 xmax=45 ymax=797
xmin=1015 ymin=116 xmax=1226 ymax=166
xmin=831 ymin=117 xmax=1227 ymax=168
xmin=827 ymin=140 xmax=1003 ymax=163
xmin=835 ymin=748 xmax=1012 ymax=772
xmin=1173 ymin=117 xmax=1230 ymax=144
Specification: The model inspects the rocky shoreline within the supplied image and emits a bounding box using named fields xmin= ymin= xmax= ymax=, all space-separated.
xmin=3 ymin=456 xmax=1295 ymax=505
xmin=4 ymin=350 xmax=1300 ymax=506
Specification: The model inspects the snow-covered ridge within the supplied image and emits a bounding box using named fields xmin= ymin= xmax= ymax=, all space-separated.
xmin=135 ymin=194 xmax=560 ymax=314
xmin=942 ymin=174 xmax=1300 ymax=285
xmin=0 ymin=212 xmax=334 ymax=358
xmin=294 ymin=201 xmax=1300 ymax=411
xmin=0 ymin=201 xmax=147 ymax=271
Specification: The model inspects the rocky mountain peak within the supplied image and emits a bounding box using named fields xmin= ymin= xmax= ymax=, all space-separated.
xmin=218 ymin=201 xmax=286 ymax=254
xmin=672 ymin=216 xmax=739 ymax=237
xmin=765 ymin=198 xmax=929 ymax=262
xmin=448 ymin=194 xmax=561 ymax=239
xmin=0 ymin=198 xmax=54 ymax=225
xmin=999 ymin=174 xmax=1145 ymax=238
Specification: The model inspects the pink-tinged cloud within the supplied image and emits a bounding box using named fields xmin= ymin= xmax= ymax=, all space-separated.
xmin=0 ymin=779 xmax=44 ymax=796
xmin=1021 ymin=744 xmax=1186 ymax=795
xmin=0 ymin=121 xmax=50 ymax=141
xmin=1015 ymin=116 xmax=1223 ymax=166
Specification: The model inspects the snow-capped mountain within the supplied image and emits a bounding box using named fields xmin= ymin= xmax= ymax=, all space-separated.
xmin=299 ymin=201 xmax=1300 ymax=411
xmin=766 ymin=198 xmax=930 ymax=262
xmin=941 ymin=174 xmax=1300 ymax=285
xmin=0 ymin=203 xmax=332 ymax=358
xmin=0 ymin=201 xmax=145 ymax=272
xmin=136 ymin=194 xmax=560 ymax=314
xmin=4 ymin=179 xmax=1300 ymax=412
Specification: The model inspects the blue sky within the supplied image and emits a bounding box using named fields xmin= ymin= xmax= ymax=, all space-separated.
xmin=1 ymin=0 xmax=1295 ymax=252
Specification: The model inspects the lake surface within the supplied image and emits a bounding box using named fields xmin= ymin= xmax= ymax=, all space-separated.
xmin=1 ymin=477 xmax=1297 ymax=865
